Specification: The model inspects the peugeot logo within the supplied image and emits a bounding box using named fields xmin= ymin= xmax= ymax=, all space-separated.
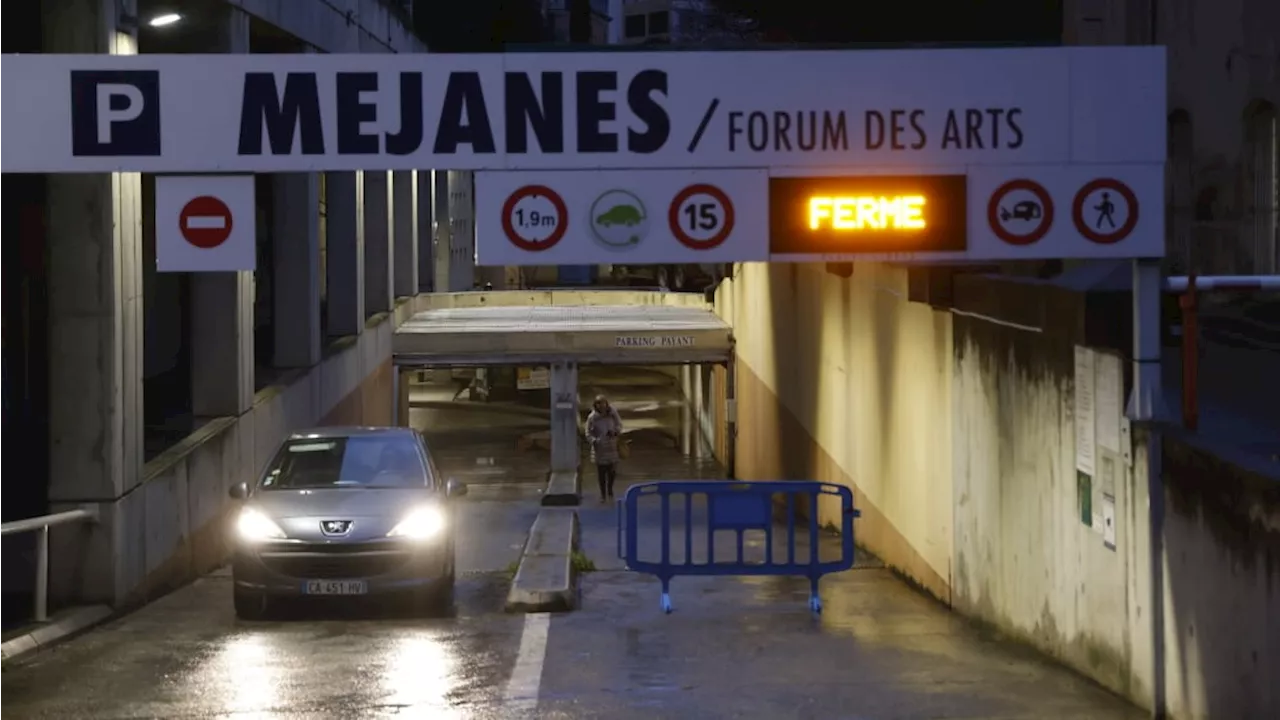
xmin=320 ymin=520 xmax=353 ymax=536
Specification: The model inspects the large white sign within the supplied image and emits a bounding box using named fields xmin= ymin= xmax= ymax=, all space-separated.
xmin=475 ymin=169 xmax=767 ymax=266
xmin=0 ymin=47 xmax=1164 ymax=173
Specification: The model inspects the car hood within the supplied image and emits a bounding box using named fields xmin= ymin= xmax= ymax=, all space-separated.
xmin=246 ymin=487 xmax=440 ymax=541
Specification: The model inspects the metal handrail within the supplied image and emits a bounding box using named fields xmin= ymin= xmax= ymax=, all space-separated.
xmin=1 ymin=508 xmax=98 ymax=622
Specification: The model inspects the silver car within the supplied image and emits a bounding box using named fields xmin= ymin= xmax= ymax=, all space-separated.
xmin=227 ymin=427 xmax=467 ymax=619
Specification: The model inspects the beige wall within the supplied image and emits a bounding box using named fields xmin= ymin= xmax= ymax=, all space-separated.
xmin=715 ymin=262 xmax=954 ymax=599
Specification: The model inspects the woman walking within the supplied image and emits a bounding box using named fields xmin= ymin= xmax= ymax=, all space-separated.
xmin=585 ymin=395 xmax=624 ymax=502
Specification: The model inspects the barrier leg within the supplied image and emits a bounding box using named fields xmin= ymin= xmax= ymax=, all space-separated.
xmin=809 ymin=576 xmax=822 ymax=615
xmin=660 ymin=578 xmax=673 ymax=614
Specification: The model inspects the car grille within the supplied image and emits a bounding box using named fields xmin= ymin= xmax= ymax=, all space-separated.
xmin=257 ymin=543 xmax=412 ymax=579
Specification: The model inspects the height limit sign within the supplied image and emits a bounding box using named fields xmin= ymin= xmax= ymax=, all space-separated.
xmin=502 ymin=185 xmax=568 ymax=252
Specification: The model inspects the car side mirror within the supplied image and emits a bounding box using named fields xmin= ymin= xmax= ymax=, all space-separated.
xmin=446 ymin=478 xmax=468 ymax=498
xmin=228 ymin=482 xmax=250 ymax=500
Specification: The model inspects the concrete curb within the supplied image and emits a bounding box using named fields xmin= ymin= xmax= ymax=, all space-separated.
xmin=1 ymin=605 xmax=113 ymax=663
xmin=505 ymin=508 xmax=580 ymax=613
xmin=541 ymin=469 xmax=581 ymax=507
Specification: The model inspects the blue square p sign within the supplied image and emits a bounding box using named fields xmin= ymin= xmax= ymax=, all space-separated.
xmin=70 ymin=70 xmax=161 ymax=156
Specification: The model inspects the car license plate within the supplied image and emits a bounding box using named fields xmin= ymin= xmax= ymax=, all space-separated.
xmin=304 ymin=580 xmax=368 ymax=595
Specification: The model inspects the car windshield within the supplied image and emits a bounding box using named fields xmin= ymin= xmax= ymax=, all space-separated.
xmin=260 ymin=435 xmax=428 ymax=490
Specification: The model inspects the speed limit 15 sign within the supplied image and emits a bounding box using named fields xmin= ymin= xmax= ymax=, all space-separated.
xmin=473 ymin=169 xmax=769 ymax=266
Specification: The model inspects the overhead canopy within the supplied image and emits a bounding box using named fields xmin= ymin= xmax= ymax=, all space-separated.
xmin=394 ymin=305 xmax=733 ymax=366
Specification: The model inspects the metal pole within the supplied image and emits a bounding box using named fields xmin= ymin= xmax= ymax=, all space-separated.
xmin=35 ymin=526 xmax=49 ymax=623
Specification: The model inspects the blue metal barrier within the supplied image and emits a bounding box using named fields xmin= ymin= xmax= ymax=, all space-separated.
xmin=617 ymin=481 xmax=860 ymax=614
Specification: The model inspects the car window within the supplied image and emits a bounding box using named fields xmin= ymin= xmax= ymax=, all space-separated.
xmin=259 ymin=435 xmax=428 ymax=490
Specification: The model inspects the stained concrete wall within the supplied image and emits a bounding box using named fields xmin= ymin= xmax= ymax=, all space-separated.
xmin=714 ymin=261 xmax=1278 ymax=718
xmin=1155 ymin=430 xmax=1280 ymax=719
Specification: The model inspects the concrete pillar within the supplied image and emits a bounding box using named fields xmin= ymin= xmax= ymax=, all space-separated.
xmin=417 ymin=170 xmax=435 ymax=293
xmin=272 ymin=173 xmax=322 ymax=368
xmin=434 ymin=171 xmax=452 ymax=292
xmin=550 ymin=362 xmax=581 ymax=472
xmin=43 ymin=0 xmax=144 ymax=605
xmin=191 ymin=6 xmax=253 ymax=417
xmin=394 ymin=368 xmax=410 ymax=427
xmin=326 ymin=171 xmax=364 ymax=337
xmin=446 ymin=171 xmax=476 ymax=291
xmin=393 ymin=171 xmax=418 ymax=299
xmin=363 ymin=170 xmax=393 ymax=315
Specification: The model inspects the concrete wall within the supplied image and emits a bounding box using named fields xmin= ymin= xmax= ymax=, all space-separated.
xmin=715 ymin=262 xmax=954 ymax=599
xmin=226 ymin=0 xmax=426 ymax=53
xmin=49 ymin=316 xmax=395 ymax=608
xmin=714 ymin=261 xmax=1278 ymax=718
xmin=1155 ymin=431 xmax=1280 ymax=719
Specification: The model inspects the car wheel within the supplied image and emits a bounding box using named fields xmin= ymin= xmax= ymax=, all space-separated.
xmin=233 ymin=587 xmax=269 ymax=620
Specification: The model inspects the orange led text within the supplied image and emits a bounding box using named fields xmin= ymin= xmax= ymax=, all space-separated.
xmin=808 ymin=195 xmax=927 ymax=231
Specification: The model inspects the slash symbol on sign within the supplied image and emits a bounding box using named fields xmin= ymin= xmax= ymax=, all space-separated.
xmin=687 ymin=98 xmax=720 ymax=153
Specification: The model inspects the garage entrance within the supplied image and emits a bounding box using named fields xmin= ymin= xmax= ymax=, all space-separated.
xmin=392 ymin=300 xmax=736 ymax=478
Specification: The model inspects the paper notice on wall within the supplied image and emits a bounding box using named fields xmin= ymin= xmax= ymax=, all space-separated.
xmin=1102 ymin=494 xmax=1117 ymax=551
xmin=1074 ymin=346 xmax=1096 ymax=477
xmin=1095 ymin=352 xmax=1122 ymax=454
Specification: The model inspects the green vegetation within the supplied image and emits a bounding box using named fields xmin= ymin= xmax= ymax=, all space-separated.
xmin=570 ymin=550 xmax=597 ymax=573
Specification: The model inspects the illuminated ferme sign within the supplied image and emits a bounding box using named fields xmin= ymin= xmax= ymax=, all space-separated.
xmin=769 ymin=175 xmax=968 ymax=256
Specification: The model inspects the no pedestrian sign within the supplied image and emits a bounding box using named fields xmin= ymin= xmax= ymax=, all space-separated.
xmin=155 ymin=175 xmax=256 ymax=272
xmin=475 ymin=169 xmax=768 ymax=267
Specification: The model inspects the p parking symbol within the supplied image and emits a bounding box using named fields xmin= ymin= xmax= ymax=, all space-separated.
xmin=70 ymin=70 xmax=161 ymax=156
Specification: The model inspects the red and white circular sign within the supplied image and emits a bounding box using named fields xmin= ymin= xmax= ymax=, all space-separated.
xmin=667 ymin=183 xmax=735 ymax=251
xmin=179 ymin=195 xmax=234 ymax=249
xmin=501 ymin=185 xmax=568 ymax=252
xmin=987 ymin=179 xmax=1054 ymax=246
xmin=1072 ymin=178 xmax=1139 ymax=245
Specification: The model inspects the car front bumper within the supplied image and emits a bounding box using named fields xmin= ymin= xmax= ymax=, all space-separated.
xmin=232 ymin=537 xmax=449 ymax=597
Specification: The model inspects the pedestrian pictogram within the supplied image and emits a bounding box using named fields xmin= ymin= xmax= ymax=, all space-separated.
xmin=987 ymin=179 xmax=1054 ymax=246
xmin=501 ymin=185 xmax=568 ymax=252
xmin=668 ymin=183 xmax=735 ymax=250
xmin=179 ymin=196 xmax=234 ymax=249
xmin=590 ymin=189 xmax=650 ymax=250
xmin=1072 ymin=178 xmax=1139 ymax=245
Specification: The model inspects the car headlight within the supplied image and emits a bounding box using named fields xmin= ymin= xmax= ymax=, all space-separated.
xmin=387 ymin=506 xmax=445 ymax=540
xmin=237 ymin=508 xmax=285 ymax=541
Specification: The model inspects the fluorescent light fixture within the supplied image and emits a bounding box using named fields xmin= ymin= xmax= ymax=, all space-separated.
xmin=148 ymin=13 xmax=182 ymax=27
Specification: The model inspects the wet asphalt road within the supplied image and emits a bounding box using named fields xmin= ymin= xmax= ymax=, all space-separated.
xmin=1 ymin=377 xmax=1143 ymax=719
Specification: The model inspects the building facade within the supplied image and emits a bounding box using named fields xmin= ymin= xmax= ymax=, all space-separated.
xmin=1066 ymin=0 xmax=1279 ymax=275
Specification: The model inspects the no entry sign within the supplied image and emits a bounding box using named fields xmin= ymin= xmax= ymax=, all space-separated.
xmin=155 ymin=175 xmax=256 ymax=272
xmin=179 ymin=195 xmax=234 ymax=249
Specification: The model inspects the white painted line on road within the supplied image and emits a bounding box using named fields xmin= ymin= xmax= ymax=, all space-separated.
xmin=503 ymin=612 xmax=550 ymax=713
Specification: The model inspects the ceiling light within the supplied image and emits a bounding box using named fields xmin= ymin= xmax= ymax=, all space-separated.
xmin=148 ymin=13 xmax=182 ymax=28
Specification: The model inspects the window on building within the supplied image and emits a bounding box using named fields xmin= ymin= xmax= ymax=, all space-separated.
xmin=624 ymin=14 xmax=646 ymax=38
xmin=648 ymin=10 xmax=670 ymax=35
